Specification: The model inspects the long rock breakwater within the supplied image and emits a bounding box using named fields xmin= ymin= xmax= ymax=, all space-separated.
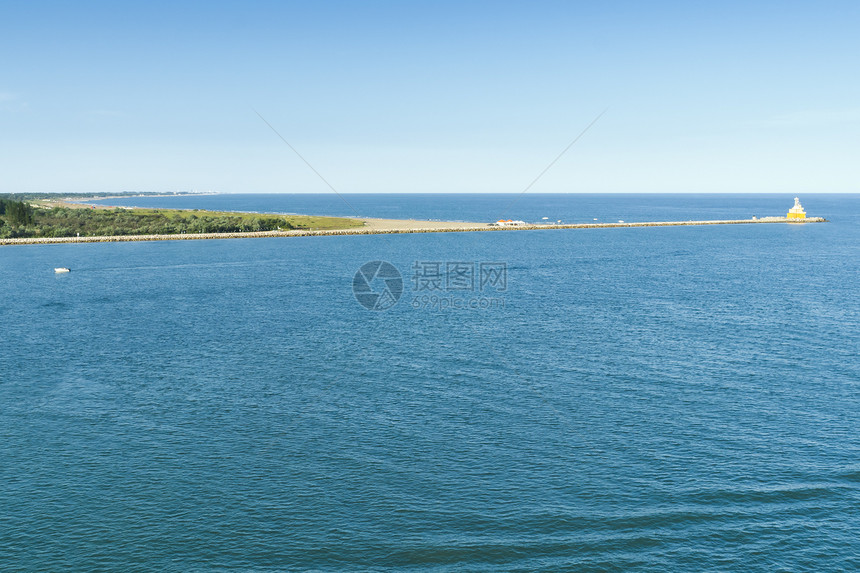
xmin=0 ymin=216 xmax=827 ymax=246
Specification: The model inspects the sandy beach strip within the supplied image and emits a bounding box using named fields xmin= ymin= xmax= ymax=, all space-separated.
xmin=0 ymin=216 xmax=826 ymax=246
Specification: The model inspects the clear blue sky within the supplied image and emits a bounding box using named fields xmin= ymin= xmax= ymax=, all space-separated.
xmin=1 ymin=0 xmax=858 ymax=193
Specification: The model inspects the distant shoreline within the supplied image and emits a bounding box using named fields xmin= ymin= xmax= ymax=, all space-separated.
xmin=69 ymin=192 xmax=219 ymax=202
xmin=0 ymin=217 xmax=827 ymax=246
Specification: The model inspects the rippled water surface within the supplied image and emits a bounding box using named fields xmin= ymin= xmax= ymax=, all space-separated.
xmin=89 ymin=192 xmax=847 ymax=223
xmin=2 ymin=195 xmax=859 ymax=571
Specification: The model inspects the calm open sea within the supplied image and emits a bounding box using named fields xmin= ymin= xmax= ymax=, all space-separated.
xmin=2 ymin=194 xmax=859 ymax=571
xmin=86 ymin=192 xmax=853 ymax=223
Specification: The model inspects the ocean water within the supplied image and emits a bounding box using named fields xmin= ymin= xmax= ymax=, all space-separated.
xmin=86 ymin=192 xmax=848 ymax=224
xmin=2 ymin=194 xmax=859 ymax=571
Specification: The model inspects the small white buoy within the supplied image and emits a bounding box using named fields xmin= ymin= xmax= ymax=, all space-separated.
xmin=54 ymin=267 xmax=70 ymax=273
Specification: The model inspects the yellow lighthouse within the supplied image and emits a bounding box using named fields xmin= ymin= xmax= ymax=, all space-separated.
xmin=787 ymin=197 xmax=806 ymax=219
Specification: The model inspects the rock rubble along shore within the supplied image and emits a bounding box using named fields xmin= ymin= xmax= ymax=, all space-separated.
xmin=0 ymin=217 xmax=828 ymax=246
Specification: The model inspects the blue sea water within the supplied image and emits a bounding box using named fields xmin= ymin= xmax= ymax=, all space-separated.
xmin=86 ymin=192 xmax=849 ymax=224
xmin=2 ymin=194 xmax=859 ymax=571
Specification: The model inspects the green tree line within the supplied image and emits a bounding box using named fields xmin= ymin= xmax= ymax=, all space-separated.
xmin=0 ymin=204 xmax=298 ymax=239
xmin=0 ymin=199 xmax=36 ymax=227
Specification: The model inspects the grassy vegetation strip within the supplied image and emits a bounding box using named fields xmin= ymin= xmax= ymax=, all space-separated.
xmin=0 ymin=200 xmax=363 ymax=239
